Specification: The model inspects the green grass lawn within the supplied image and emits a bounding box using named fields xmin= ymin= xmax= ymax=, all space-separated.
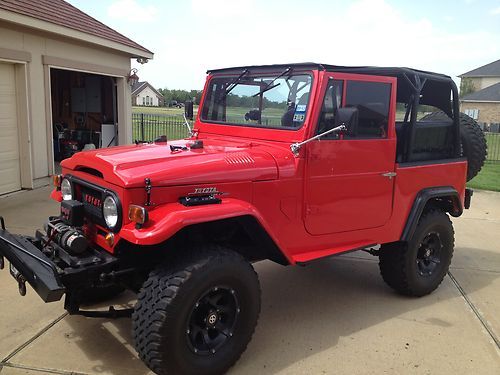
xmin=132 ymin=106 xmax=198 ymax=115
xmin=467 ymin=162 xmax=500 ymax=192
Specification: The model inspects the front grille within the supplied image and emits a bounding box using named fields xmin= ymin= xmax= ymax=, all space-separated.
xmin=70 ymin=178 xmax=106 ymax=227
xmin=66 ymin=175 xmax=122 ymax=232
xmin=80 ymin=186 xmax=104 ymax=222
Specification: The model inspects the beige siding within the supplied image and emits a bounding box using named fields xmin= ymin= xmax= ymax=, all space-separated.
xmin=460 ymin=102 xmax=500 ymax=124
xmin=136 ymin=86 xmax=161 ymax=106
xmin=465 ymin=77 xmax=482 ymax=92
xmin=0 ymin=23 xmax=133 ymax=185
xmin=479 ymin=77 xmax=500 ymax=90
xmin=464 ymin=77 xmax=500 ymax=92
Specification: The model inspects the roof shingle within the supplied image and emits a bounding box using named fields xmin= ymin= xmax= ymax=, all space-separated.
xmin=0 ymin=0 xmax=152 ymax=55
xmin=460 ymin=59 xmax=500 ymax=78
xmin=132 ymin=81 xmax=163 ymax=98
xmin=461 ymin=82 xmax=500 ymax=102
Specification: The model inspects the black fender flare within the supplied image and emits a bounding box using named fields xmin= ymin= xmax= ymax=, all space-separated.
xmin=401 ymin=186 xmax=462 ymax=242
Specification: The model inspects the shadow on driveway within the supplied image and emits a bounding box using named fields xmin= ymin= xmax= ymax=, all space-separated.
xmin=53 ymin=247 xmax=499 ymax=374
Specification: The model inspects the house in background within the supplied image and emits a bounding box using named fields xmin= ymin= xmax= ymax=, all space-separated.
xmin=459 ymin=59 xmax=500 ymax=128
xmin=0 ymin=0 xmax=153 ymax=195
xmin=132 ymin=81 xmax=164 ymax=106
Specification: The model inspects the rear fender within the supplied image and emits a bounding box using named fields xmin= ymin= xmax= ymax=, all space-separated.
xmin=119 ymin=198 xmax=292 ymax=263
xmin=401 ymin=186 xmax=462 ymax=242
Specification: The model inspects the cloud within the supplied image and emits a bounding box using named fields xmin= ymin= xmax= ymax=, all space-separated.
xmin=135 ymin=0 xmax=500 ymax=90
xmin=491 ymin=6 xmax=500 ymax=15
xmin=107 ymin=0 xmax=157 ymax=22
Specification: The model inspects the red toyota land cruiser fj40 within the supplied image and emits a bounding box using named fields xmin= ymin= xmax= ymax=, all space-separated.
xmin=0 ymin=63 xmax=487 ymax=374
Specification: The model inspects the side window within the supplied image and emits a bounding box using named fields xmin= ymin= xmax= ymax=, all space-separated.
xmin=345 ymin=81 xmax=391 ymax=138
xmin=317 ymin=79 xmax=343 ymax=138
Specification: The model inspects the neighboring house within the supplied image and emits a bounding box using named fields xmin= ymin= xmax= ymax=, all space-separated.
xmin=0 ymin=0 xmax=153 ymax=195
xmin=459 ymin=59 xmax=500 ymax=126
xmin=132 ymin=81 xmax=164 ymax=106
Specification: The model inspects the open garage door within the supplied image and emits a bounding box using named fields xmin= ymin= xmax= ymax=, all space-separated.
xmin=50 ymin=68 xmax=118 ymax=168
xmin=0 ymin=63 xmax=21 ymax=195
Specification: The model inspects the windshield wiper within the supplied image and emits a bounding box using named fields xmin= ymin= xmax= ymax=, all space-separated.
xmin=252 ymin=67 xmax=293 ymax=98
xmin=216 ymin=69 xmax=249 ymax=104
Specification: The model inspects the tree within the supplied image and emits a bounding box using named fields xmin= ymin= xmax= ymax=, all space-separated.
xmin=460 ymin=78 xmax=475 ymax=98
xmin=158 ymin=88 xmax=203 ymax=106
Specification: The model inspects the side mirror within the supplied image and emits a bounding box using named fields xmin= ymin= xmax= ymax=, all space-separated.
xmin=334 ymin=107 xmax=358 ymax=137
xmin=184 ymin=101 xmax=194 ymax=120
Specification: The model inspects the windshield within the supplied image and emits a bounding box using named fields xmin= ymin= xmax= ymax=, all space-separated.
xmin=201 ymin=72 xmax=313 ymax=130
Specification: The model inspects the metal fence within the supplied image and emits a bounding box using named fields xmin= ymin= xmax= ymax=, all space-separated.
xmin=485 ymin=132 xmax=500 ymax=162
xmin=131 ymin=113 xmax=500 ymax=162
xmin=132 ymin=113 xmax=190 ymax=142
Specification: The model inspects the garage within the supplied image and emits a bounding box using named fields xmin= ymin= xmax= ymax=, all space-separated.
xmin=50 ymin=68 xmax=118 ymax=165
xmin=0 ymin=0 xmax=153 ymax=195
xmin=0 ymin=62 xmax=20 ymax=195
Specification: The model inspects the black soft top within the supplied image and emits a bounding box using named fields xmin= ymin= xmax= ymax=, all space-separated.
xmin=207 ymin=63 xmax=458 ymax=114
xmin=207 ymin=62 xmax=453 ymax=82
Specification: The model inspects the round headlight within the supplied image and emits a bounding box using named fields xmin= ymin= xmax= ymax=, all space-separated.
xmin=103 ymin=196 xmax=118 ymax=229
xmin=61 ymin=178 xmax=72 ymax=200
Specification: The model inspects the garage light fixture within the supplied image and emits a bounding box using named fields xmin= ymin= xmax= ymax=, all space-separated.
xmin=127 ymin=68 xmax=139 ymax=87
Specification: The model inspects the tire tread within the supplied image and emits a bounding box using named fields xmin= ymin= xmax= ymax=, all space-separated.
xmin=132 ymin=246 xmax=260 ymax=375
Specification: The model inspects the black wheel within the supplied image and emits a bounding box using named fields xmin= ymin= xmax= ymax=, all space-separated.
xmin=421 ymin=111 xmax=487 ymax=181
xmin=132 ymin=247 xmax=261 ymax=375
xmin=79 ymin=284 xmax=125 ymax=304
xmin=379 ymin=209 xmax=454 ymax=297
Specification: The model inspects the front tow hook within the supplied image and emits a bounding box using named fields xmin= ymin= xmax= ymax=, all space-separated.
xmin=17 ymin=275 xmax=27 ymax=296
xmin=10 ymin=263 xmax=27 ymax=296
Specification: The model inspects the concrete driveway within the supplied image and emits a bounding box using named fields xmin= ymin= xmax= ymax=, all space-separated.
xmin=0 ymin=187 xmax=499 ymax=375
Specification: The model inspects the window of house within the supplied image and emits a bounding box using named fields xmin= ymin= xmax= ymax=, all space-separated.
xmin=344 ymin=80 xmax=391 ymax=138
xmin=464 ymin=108 xmax=479 ymax=120
xmin=142 ymin=97 xmax=146 ymax=105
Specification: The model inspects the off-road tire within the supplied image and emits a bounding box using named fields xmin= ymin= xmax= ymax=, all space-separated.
xmin=379 ymin=209 xmax=454 ymax=297
xmin=421 ymin=111 xmax=487 ymax=181
xmin=132 ymin=247 xmax=261 ymax=375
xmin=79 ymin=285 xmax=125 ymax=304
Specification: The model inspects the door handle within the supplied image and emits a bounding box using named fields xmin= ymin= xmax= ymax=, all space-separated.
xmin=381 ymin=172 xmax=397 ymax=179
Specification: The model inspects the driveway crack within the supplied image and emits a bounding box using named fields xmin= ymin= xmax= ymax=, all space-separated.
xmin=1 ymin=312 xmax=68 ymax=364
xmin=448 ymin=271 xmax=500 ymax=350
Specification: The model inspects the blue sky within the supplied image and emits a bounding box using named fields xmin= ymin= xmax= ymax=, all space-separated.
xmin=67 ymin=0 xmax=500 ymax=90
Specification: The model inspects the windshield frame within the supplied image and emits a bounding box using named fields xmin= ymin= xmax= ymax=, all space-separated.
xmin=199 ymin=70 xmax=314 ymax=132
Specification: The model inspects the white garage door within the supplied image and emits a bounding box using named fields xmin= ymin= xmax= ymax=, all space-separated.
xmin=0 ymin=63 xmax=21 ymax=195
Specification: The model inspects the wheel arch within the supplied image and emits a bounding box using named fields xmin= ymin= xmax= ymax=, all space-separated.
xmin=164 ymin=215 xmax=290 ymax=265
xmin=118 ymin=198 xmax=291 ymax=266
xmin=401 ymin=186 xmax=462 ymax=242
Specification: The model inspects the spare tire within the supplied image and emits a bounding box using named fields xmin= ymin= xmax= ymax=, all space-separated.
xmin=420 ymin=111 xmax=487 ymax=181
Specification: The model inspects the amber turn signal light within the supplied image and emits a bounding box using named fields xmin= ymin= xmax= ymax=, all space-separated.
xmin=128 ymin=205 xmax=148 ymax=225
xmin=105 ymin=232 xmax=115 ymax=247
xmin=52 ymin=174 xmax=62 ymax=188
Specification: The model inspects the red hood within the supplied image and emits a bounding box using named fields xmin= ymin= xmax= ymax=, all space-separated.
xmin=61 ymin=138 xmax=279 ymax=188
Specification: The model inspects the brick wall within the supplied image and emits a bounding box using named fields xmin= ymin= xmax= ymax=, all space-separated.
xmin=460 ymin=102 xmax=500 ymax=124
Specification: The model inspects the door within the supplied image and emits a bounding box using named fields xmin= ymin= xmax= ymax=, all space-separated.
xmin=304 ymin=73 xmax=397 ymax=235
xmin=0 ymin=63 xmax=21 ymax=195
